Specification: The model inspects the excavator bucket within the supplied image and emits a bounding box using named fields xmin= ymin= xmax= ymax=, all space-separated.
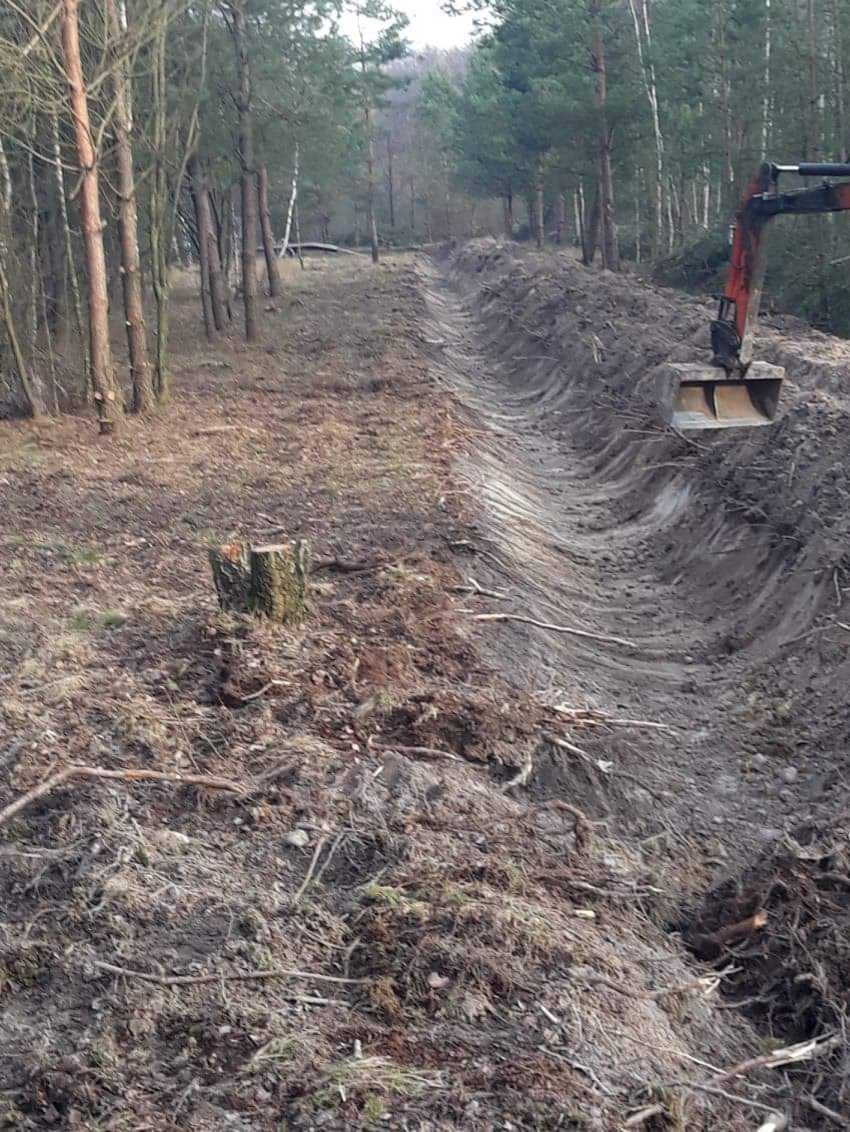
xmin=663 ymin=361 xmax=785 ymax=431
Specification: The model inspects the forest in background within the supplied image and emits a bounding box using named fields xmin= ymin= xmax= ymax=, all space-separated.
xmin=3 ymin=0 xmax=850 ymax=428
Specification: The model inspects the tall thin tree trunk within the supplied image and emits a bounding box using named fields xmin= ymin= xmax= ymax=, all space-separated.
xmin=555 ymin=191 xmax=566 ymax=245
xmin=149 ymin=20 xmax=170 ymax=401
xmin=366 ymin=120 xmax=379 ymax=263
xmin=26 ymin=128 xmax=38 ymax=356
xmin=281 ymin=144 xmax=299 ymax=256
xmin=582 ymin=182 xmax=600 ymax=265
xmin=386 ymin=135 xmax=395 ymax=229
xmin=106 ymin=0 xmax=152 ymax=413
xmin=294 ymin=197 xmax=305 ymax=269
xmin=808 ymin=0 xmax=821 ymax=159
xmin=627 ymin=0 xmax=664 ymax=258
xmin=189 ymin=155 xmax=215 ymax=339
xmin=717 ymin=2 xmax=735 ymax=206
xmin=257 ymin=165 xmax=282 ymax=297
xmin=503 ymin=190 xmax=514 ymax=238
xmin=409 ymin=177 xmax=416 ymax=233
xmin=60 ymin=0 xmax=122 ymax=433
xmin=761 ymin=0 xmax=772 ymax=158
xmin=230 ymin=0 xmax=260 ymax=339
xmin=359 ymin=33 xmax=379 ymax=264
xmin=590 ymin=0 xmax=619 ymax=270
xmin=0 ymin=255 xmax=42 ymax=417
xmin=0 ymin=136 xmax=43 ymax=417
xmin=51 ymin=113 xmax=88 ymax=396
xmin=535 ymin=160 xmax=545 ymax=249
xmin=830 ymin=0 xmax=848 ymax=158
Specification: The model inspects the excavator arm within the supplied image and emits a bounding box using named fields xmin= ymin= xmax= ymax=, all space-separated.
xmin=668 ymin=161 xmax=850 ymax=430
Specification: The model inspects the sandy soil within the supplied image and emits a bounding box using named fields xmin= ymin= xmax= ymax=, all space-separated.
xmin=0 ymin=247 xmax=847 ymax=1129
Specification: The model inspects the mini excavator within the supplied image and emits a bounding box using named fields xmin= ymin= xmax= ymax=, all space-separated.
xmin=668 ymin=161 xmax=850 ymax=430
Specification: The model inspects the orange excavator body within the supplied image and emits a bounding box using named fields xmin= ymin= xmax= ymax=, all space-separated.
xmin=668 ymin=162 xmax=850 ymax=430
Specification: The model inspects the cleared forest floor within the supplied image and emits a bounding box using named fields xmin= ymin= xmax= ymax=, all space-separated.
xmin=0 ymin=248 xmax=848 ymax=1129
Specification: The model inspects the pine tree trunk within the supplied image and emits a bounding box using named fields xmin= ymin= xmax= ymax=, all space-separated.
xmin=0 ymin=143 xmax=43 ymax=418
xmin=503 ymin=191 xmax=514 ymax=239
xmin=409 ymin=177 xmax=416 ymax=233
xmin=808 ymin=0 xmax=821 ymax=159
xmin=60 ymin=0 xmax=123 ymax=433
xmin=831 ymin=0 xmax=847 ymax=159
xmin=189 ymin=155 xmax=216 ymax=339
xmin=149 ymin=22 xmax=170 ymax=402
xmin=535 ymin=162 xmax=545 ymax=249
xmin=281 ymin=144 xmax=299 ymax=256
xmin=574 ymin=185 xmax=584 ymax=248
xmin=105 ymin=0 xmax=152 ymax=414
xmin=582 ymin=182 xmax=600 ymax=266
xmin=590 ymin=0 xmax=619 ymax=271
xmin=51 ymin=113 xmax=88 ymax=398
xmin=230 ymin=0 xmax=260 ymax=339
xmin=257 ymin=164 xmax=282 ymax=298
xmin=195 ymin=173 xmax=230 ymax=332
xmin=386 ymin=135 xmax=395 ymax=229
xmin=366 ymin=120 xmax=379 ymax=263
xmin=627 ymin=0 xmax=664 ymax=259
xmin=555 ymin=191 xmax=566 ymax=244
xmin=762 ymin=0 xmax=772 ymax=158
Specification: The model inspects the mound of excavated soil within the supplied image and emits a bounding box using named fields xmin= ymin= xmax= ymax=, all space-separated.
xmin=436 ymin=239 xmax=850 ymax=1126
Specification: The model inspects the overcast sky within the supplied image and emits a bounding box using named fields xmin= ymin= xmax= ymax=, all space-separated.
xmin=339 ymin=2 xmax=480 ymax=50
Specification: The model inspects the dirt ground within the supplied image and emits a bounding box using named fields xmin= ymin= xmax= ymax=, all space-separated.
xmin=0 ymin=246 xmax=848 ymax=1129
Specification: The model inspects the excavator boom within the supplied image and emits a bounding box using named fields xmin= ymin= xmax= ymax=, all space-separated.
xmin=667 ymin=161 xmax=850 ymax=431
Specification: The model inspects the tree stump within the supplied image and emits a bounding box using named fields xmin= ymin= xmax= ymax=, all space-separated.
xmin=209 ymin=539 xmax=310 ymax=623
xmin=209 ymin=540 xmax=252 ymax=613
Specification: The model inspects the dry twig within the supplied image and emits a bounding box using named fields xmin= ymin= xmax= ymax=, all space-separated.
xmin=802 ymin=1095 xmax=847 ymax=1126
xmin=713 ymin=1033 xmax=842 ymax=1083
xmin=0 ymin=766 xmax=244 ymax=829
xmin=92 ymin=960 xmax=365 ymax=987
xmin=374 ymin=743 xmax=463 ymax=763
xmin=467 ymin=611 xmax=636 ymax=649
xmin=291 ymin=835 xmax=329 ymax=906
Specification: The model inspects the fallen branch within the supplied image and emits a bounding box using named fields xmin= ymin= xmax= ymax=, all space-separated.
xmin=92 ymin=960 xmax=365 ymax=987
xmin=192 ymin=425 xmax=256 ymax=438
xmin=374 ymin=743 xmax=463 ymax=763
xmin=291 ymin=835 xmax=328 ymax=907
xmin=468 ymin=612 xmax=636 ymax=649
xmin=624 ymin=1106 xmax=665 ymax=1128
xmin=240 ymin=680 xmax=287 ymax=703
xmin=802 ymin=1095 xmax=847 ymax=1127
xmin=657 ymin=1081 xmax=783 ymax=1117
xmin=552 ymin=705 xmax=676 ymax=733
xmin=0 ymin=766 xmax=244 ymax=829
xmin=452 ymin=577 xmax=508 ymax=602
xmin=313 ymin=556 xmax=395 ymax=576
xmin=713 ymin=1033 xmax=842 ymax=1084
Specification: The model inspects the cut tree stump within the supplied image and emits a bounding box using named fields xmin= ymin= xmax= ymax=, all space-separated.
xmin=209 ymin=539 xmax=310 ymax=623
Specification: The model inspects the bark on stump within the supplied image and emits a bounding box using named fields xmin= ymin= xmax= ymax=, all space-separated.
xmin=209 ymin=539 xmax=309 ymax=623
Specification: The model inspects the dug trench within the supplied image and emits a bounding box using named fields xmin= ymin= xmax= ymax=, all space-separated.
xmin=0 ymin=247 xmax=847 ymax=1130
xmin=427 ymin=240 xmax=850 ymax=1127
